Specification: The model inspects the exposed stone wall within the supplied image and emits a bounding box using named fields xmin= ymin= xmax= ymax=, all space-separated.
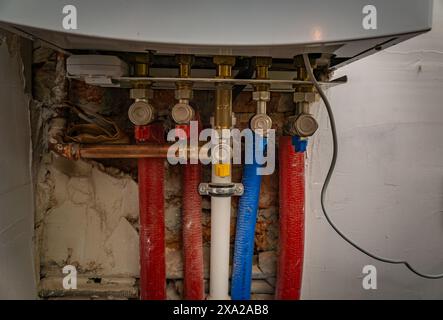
xmin=32 ymin=47 xmax=296 ymax=299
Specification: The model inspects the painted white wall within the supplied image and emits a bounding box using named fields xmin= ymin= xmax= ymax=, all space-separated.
xmin=303 ymin=0 xmax=443 ymax=299
xmin=0 ymin=36 xmax=36 ymax=299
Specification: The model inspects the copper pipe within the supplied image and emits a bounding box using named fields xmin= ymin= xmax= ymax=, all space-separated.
xmin=79 ymin=144 xmax=171 ymax=159
xmin=52 ymin=142 xmax=206 ymax=161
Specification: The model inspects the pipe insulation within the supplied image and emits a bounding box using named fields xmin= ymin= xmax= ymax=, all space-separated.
xmin=137 ymin=124 xmax=166 ymax=300
xmin=231 ymin=136 xmax=265 ymax=300
xmin=275 ymin=136 xmax=305 ymax=300
xmin=182 ymin=163 xmax=205 ymax=300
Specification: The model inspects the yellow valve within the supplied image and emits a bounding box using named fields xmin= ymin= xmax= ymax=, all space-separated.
xmin=215 ymin=164 xmax=230 ymax=177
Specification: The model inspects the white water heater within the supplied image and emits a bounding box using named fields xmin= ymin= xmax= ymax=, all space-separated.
xmin=0 ymin=0 xmax=432 ymax=69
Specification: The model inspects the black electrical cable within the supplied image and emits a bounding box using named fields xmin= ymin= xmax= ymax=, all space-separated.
xmin=302 ymin=53 xmax=443 ymax=280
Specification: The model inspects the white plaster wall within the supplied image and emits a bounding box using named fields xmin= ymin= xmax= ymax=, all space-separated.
xmin=38 ymin=157 xmax=141 ymax=278
xmin=0 ymin=36 xmax=36 ymax=299
xmin=303 ymin=0 xmax=443 ymax=299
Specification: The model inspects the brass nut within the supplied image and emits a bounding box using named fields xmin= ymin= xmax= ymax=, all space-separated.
xmin=252 ymin=91 xmax=271 ymax=102
xmin=175 ymin=88 xmax=193 ymax=100
xmin=293 ymin=92 xmax=317 ymax=103
xmin=213 ymin=55 xmax=236 ymax=66
xmin=130 ymin=88 xmax=153 ymax=100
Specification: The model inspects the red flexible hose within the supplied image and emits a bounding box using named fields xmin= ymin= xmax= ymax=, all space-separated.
xmin=275 ymin=136 xmax=305 ymax=300
xmin=182 ymin=163 xmax=205 ymax=299
xmin=137 ymin=124 xmax=166 ymax=300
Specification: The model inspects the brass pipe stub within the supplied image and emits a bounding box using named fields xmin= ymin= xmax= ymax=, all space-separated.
xmin=213 ymin=56 xmax=235 ymax=129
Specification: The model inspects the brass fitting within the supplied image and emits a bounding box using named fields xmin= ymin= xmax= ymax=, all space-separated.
xmin=176 ymin=54 xmax=194 ymax=78
xmin=214 ymin=84 xmax=233 ymax=129
xmin=128 ymin=100 xmax=156 ymax=125
xmin=254 ymin=57 xmax=272 ymax=79
xmin=252 ymin=91 xmax=271 ymax=102
xmin=172 ymin=103 xmax=195 ymax=124
xmin=250 ymin=57 xmax=272 ymax=134
xmin=290 ymin=55 xmax=319 ymax=131
xmin=134 ymin=64 xmax=149 ymax=77
xmin=254 ymin=56 xmax=272 ymax=92
xmin=132 ymin=53 xmax=151 ymax=77
xmin=214 ymin=55 xmax=235 ymax=79
xmin=173 ymin=55 xmax=195 ymax=124
xmin=284 ymin=114 xmax=318 ymax=138
xmin=253 ymin=57 xmax=272 ymax=104
xmin=293 ymin=56 xmax=318 ymax=106
xmin=175 ymin=82 xmax=193 ymax=100
xmin=293 ymin=92 xmax=317 ymax=104
xmin=252 ymin=91 xmax=271 ymax=115
xmin=279 ymin=56 xmax=320 ymax=138
xmin=130 ymin=88 xmax=154 ymax=100
xmin=129 ymin=84 xmax=156 ymax=125
xmin=213 ymin=56 xmax=235 ymax=129
xmin=250 ymin=114 xmax=272 ymax=134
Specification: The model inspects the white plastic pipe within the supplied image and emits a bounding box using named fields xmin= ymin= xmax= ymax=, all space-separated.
xmin=209 ymin=163 xmax=232 ymax=300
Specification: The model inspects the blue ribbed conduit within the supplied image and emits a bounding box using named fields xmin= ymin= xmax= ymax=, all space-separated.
xmin=231 ymin=135 xmax=265 ymax=300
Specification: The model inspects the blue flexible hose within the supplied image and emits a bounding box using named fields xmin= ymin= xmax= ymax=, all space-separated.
xmin=231 ymin=136 xmax=265 ymax=300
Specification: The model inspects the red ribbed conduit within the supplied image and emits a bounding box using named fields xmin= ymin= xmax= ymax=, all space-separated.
xmin=136 ymin=124 xmax=166 ymax=300
xmin=275 ymin=136 xmax=305 ymax=300
xmin=182 ymin=163 xmax=204 ymax=299
xmin=176 ymin=122 xmax=204 ymax=300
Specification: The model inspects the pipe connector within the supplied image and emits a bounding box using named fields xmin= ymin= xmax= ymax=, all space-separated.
xmin=252 ymin=91 xmax=271 ymax=103
xmin=172 ymin=102 xmax=195 ymax=124
xmin=131 ymin=53 xmax=151 ymax=77
xmin=129 ymin=86 xmax=156 ymax=125
xmin=214 ymin=56 xmax=236 ymax=79
xmin=250 ymin=114 xmax=272 ymax=135
xmin=292 ymin=56 xmax=318 ymax=111
xmin=175 ymin=84 xmax=193 ymax=101
xmin=128 ymin=100 xmax=155 ymax=126
xmin=254 ymin=57 xmax=272 ymax=78
xmin=174 ymin=81 xmax=193 ymax=111
xmin=251 ymin=57 xmax=272 ymax=134
xmin=130 ymin=88 xmax=153 ymax=100
xmin=172 ymin=55 xmax=195 ymax=125
xmin=252 ymin=90 xmax=271 ymax=115
xmin=213 ymin=56 xmax=235 ymax=129
xmin=285 ymin=114 xmax=318 ymax=138
xmin=176 ymin=54 xmax=194 ymax=78
xmin=254 ymin=56 xmax=272 ymax=92
xmin=293 ymin=92 xmax=318 ymax=104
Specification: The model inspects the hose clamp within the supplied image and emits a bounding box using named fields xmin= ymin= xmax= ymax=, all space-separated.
xmin=198 ymin=183 xmax=244 ymax=197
